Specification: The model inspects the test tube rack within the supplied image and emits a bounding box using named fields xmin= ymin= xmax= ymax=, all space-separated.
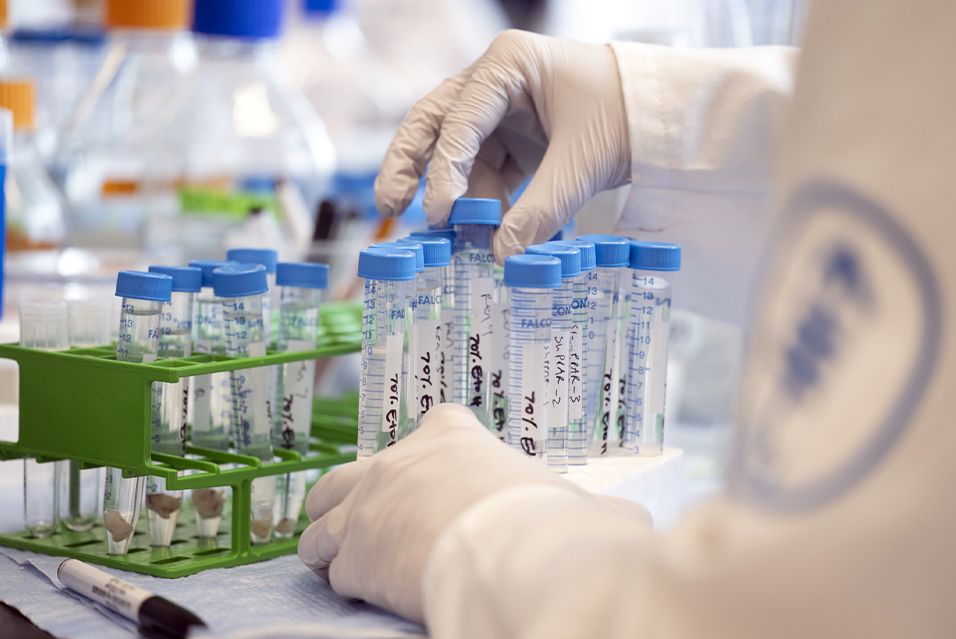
xmin=0 ymin=301 xmax=361 ymax=578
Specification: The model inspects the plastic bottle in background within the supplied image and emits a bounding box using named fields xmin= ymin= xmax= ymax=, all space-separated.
xmin=624 ymin=241 xmax=681 ymax=456
xmin=449 ymin=198 xmax=501 ymax=425
xmin=105 ymin=270 xmax=172 ymax=555
xmin=285 ymin=0 xmax=411 ymax=175
xmin=8 ymin=26 xmax=106 ymax=163
xmin=54 ymin=0 xmax=197 ymax=249
xmin=19 ymin=300 xmax=68 ymax=538
xmin=150 ymin=0 xmax=335 ymax=261
xmin=504 ymin=254 xmax=562 ymax=461
xmin=272 ymin=261 xmax=328 ymax=538
xmin=0 ymin=80 xmax=65 ymax=251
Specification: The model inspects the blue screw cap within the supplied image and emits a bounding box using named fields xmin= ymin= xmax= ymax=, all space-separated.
xmin=401 ymin=235 xmax=451 ymax=267
xmin=226 ymin=247 xmax=278 ymax=273
xmin=276 ymin=262 xmax=329 ymax=289
xmin=193 ymin=0 xmax=284 ymax=39
xmin=370 ymin=241 xmax=424 ymax=273
xmin=148 ymin=265 xmax=203 ymax=293
xmin=212 ymin=263 xmax=269 ymax=298
xmin=115 ymin=271 xmax=173 ymax=302
xmin=629 ymin=240 xmax=682 ymax=272
xmin=526 ymin=242 xmax=581 ymax=278
xmin=189 ymin=260 xmax=237 ymax=288
xmin=408 ymin=226 xmax=456 ymax=244
xmin=448 ymin=198 xmax=501 ymax=226
xmin=504 ymin=255 xmax=562 ymax=289
xmin=358 ymin=248 xmax=417 ymax=281
xmin=557 ymin=239 xmax=596 ymax=271
xmin=576 ymin=234 xmax=629 ymax=268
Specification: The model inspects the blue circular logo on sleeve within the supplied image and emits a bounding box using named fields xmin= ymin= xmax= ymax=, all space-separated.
xmin=730 ymin=179 xmax=943 ymax=512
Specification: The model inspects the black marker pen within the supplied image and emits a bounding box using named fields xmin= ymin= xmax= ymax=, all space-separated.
xmin=57 ymin=559 xmax=206 ymax=638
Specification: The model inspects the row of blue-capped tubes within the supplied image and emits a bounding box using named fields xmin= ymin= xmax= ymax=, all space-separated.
xmin=355 ymin=197 xmax=682 ymax=471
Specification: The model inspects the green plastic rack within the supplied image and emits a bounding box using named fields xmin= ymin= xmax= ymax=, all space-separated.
xmin=0 ymin=301 xmax=362 ymax=577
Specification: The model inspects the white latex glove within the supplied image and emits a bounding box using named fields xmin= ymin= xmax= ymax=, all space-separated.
xmin=298 ymin=403 xmax=650 ymax=622
xmin=374 ymin=30 xmax=631 ymax=262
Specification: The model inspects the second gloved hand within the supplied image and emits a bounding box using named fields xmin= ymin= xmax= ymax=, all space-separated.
xmin=298 ymin=404 xmax=650 ymax=623
xmin=374 ymin=30 xmax=631 ymax=262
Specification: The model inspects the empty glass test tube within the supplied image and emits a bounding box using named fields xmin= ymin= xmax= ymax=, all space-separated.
xmin=63 ymin=298 xmax=111 ymax=531
xmin=144 ymin=265 xmax=201 ymax=546
xmin=450 ymin=198 xmax=501 ymax=424
xmin=576 ymin=235 xmax=629 ymax=456
xmin=19 ymin=300 xmax=68 ymax=538
xmin=526 ymin=243 xmax=583 ymax=473
xmin=505 ymin=255 xmax=561 ymax=460
xmin=187 ymin=260 xmax=236 ymax=538
xmin=624 ymin=242 xmax=681 ymax=455
xmin=272 ymin=261 xmax=328 ymax=539
xmin=357 ymin=248 xmax=416 ymax=457
xmin=556 ymin=239 xmax=596 ymax=464
xmin=400 ymin=236 xmax=452 ymax=419
xmin=105 ymin=270 xmax=172 ymax=555
xmin=212 ymin=263 xmax=275 ymax=543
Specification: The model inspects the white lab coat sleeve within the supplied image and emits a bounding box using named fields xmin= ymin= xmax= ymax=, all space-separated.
xmin=423 ymin=0 xmax=956 ymax=636
xmin=609 ymin=42 xmax=798 ymax=324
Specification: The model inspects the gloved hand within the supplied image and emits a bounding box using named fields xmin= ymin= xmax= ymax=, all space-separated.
xmin=298 ymin=403 xmax=650 ymax=622
xmin=374 ymin=30 xmax=631 ymax=262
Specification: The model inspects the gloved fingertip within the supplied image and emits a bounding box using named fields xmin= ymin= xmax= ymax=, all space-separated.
xmin=305 ymin=460 xmax=367 ymax=521
xmin=419 ymin=402 xmax=482 ymax=431
xmin=298 ymin=508 xmax=347 ymax=573
xmin=297 ymin=520 xmax=324 ymax=570
xmin=374 ymin=175 xmax=414 ymax=218
xmin=422 ymin=188 xmax=454 ymax=227
xmin=492 ymin=226 xmax=527 ymax=265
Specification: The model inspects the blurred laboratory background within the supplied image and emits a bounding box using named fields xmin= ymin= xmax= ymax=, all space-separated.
xmin=0 ymin=0 xmax=808 ymax=501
